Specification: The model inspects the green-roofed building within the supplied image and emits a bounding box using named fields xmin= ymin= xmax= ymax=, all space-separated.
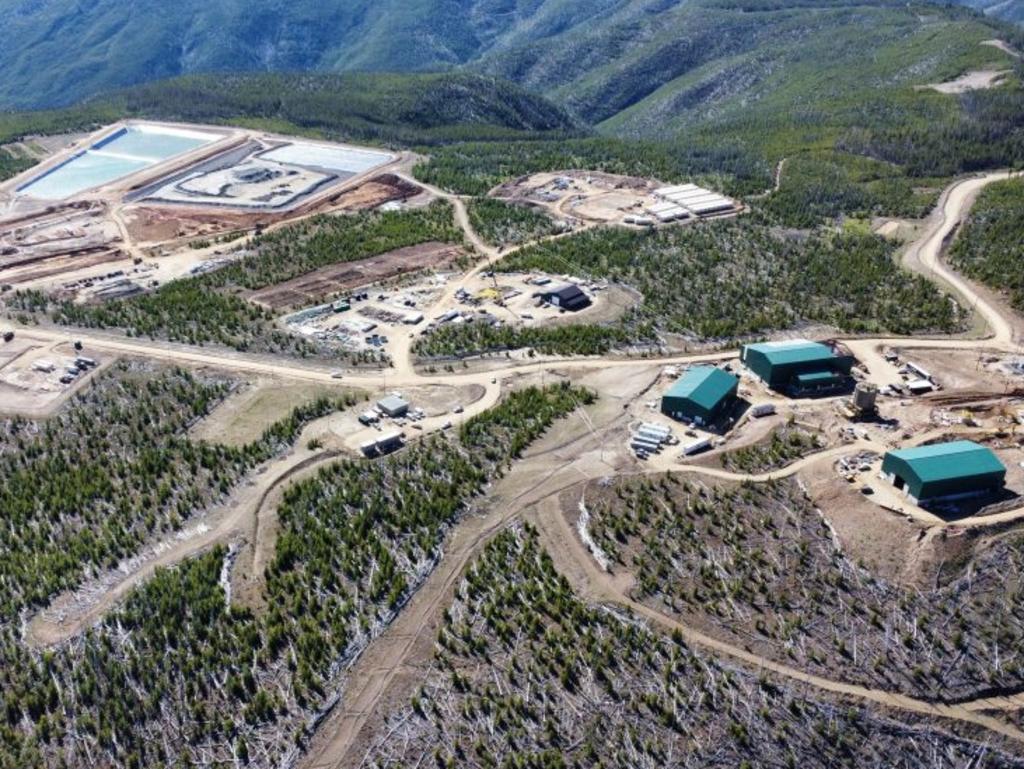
xmin=881 ymin=440 xmax=1006 ymax=505
xmin=661 ymin=366 xmax=739 ymax=426
xmin=741 ymin=339 xmax=854 ymax=394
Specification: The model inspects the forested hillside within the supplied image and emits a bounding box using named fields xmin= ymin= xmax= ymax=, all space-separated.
xmin=0 ymin=0 xmax=1020 ymax=113
xmin=0 ymin=0 xmax=678 ymax=109
xmin=0 ymin=73 xmax=577 ymax=154
xmin=0 ymin=378 xmax=589 ymax=767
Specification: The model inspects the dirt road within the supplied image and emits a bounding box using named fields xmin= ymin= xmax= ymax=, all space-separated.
xmin=903 ymin=170 xmax=1021 ymax=347
xmin=299 ymin=365 xmax=651 ymax=769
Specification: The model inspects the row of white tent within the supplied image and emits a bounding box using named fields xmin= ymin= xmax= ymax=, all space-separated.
xmin=650 ymin=183 xmax=736 ymax=219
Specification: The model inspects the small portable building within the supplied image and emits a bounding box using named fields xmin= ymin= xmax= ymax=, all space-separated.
xmin=661 ymin=366 xmax=739 ymax=426
xmin=907 ymin=379 xmax=934 ymax=394
xmin=683 ymin=438 xmax=712 ymax=456
xmin=881 ymin=440 xmax=1006 ymax=504
xmin=742 ymin=340 xmax=854 ymax=394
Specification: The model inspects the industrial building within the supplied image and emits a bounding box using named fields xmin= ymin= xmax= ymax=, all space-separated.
xmin=377 ymin=394 xmax=410 ymax=418
xmin=881 ymin=440 xmax=1006 ymax=505
xmin=644 ymin=200 xmax=690 ymax=223
xmin=661 ymin=366 xmax=739 ymax=426
xmin=742 ymin=340 xmax=854 ymax=395
xmin=542 ymin=284 xmax=591 ymax=312
xmin=653 ymin=184 xmax=737 ymax=217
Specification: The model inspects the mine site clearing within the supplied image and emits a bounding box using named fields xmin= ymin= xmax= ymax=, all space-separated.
xmin=0 ymin=333 xmax=106 ymax=417
xmin=0 ymin=120 xmax=410 ymax=300
xmin=5 ymin=120 xmax=397 ymax=208
xmin=4 ymin=152 xmax=1024 ymax=758
xmin=492 ymin=170 xmax=742 ymax=227
xmin=282 ymin=268 xmax=625 ymax=355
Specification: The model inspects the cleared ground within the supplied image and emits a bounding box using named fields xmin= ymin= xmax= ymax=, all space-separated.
xmin=920 ymin=68 xmax=1012 ymax=94
xmin=0 ymin=337 xmax=109 ymax=417
xmin=250 ymin=241 xmax=465 ymax=311
xmin=190 ymin=378 xmax=364 ymax=446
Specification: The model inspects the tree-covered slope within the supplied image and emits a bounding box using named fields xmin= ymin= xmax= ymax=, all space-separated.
xmin=1 ymin=0 xmax=1020 ymax=112
xmin=591 ymin=2 xmax=1020 ymax=145
xmin=0 ymin=0 xmax=638 ymax=108
xmin=950 ymin=176 xmax=1024 ymax=310
xmin=0 ymin=72 xmax=578 ymax=152
xmin=104 ymin=72 xmax=579 ymax=143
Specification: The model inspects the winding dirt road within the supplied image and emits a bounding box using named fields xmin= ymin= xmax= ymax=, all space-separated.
xmin=903 ymin=170 xmax=1020 ymax=347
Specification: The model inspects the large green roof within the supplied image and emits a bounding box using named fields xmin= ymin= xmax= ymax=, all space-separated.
xmin=886 ymin=441 xmax=1005 ymax=483
xmin=744 ymin=340 xmax=837 ymax=366
xmin=665 ymin=366 xmax=738 ymax=411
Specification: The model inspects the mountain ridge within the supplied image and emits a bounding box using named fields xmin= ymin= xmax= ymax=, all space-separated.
xmin=2 ymin=0 xmax=1021 ymax=112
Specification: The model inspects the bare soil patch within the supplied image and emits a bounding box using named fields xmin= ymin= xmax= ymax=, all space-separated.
xmin=0 ymin=202 xmax=127 ymax=285
xmin=398 ymin=383 xmax=486 ymax=416
xmin=122 ymin=205 xmax=265 ymax=244
xmin=326 ymin=174 xmax=422 ymax=212
xmin=249 ymin=241 xmax=466 ymax=311
xmin=123 ymin=174 xmax=422 ymax=244
xmin=899 ymin=346 xmax=1017 ymax=393
xmin=801 ymin=455 xmax=927 ymax=582
xmin=919 ymin=69 xmax=1011 ymax=94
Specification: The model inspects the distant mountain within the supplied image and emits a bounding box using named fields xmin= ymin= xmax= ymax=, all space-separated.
xmin=0 ymin=0 xmax=1020 ymax=133
xmin=0 ymin=0 xmax=647 ymax=109
xmin=0 ymin=72 xmax=578 ymax=154
xmin=104 ymin=73 xmax=580 ymax=143
xmin=957 ymin=0 xmax=1024 ymax=24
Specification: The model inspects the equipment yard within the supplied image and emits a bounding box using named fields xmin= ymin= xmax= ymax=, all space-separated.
xmin=0 ymin=334 xmax=105 ymax=416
